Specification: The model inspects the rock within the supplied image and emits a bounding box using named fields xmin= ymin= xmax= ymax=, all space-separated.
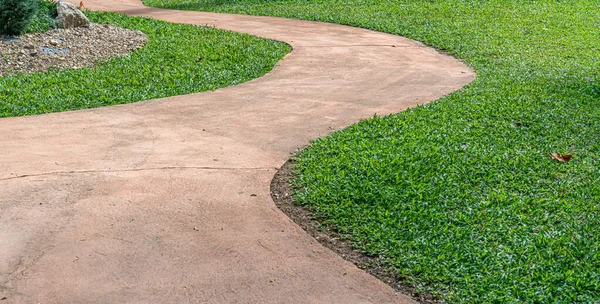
xmin=49 ymin=39 xmax=60 ymax=46
xmin=1 ymin=23 xmax=146 ymax=76
xmin=40 ymin=47 xmax=70 ymax=55
xmin=2 ymin=37 xmax=22 ymax=43
xmin=55 ymin=1 xmax=90 ymax=29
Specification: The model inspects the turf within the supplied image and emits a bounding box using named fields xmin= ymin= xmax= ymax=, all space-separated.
xmin=141 ymin=0 xmax=600 ymax=302
xmin=0 ymin=10 xmax=290 ymax=117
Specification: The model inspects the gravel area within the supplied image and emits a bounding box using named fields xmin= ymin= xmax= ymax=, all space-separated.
xmin=0 ymin=23 xmax=147 ymax=76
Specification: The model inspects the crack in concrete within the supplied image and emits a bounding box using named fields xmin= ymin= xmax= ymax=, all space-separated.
xmin=0 ymin=165 xmax=278 ymax=182
xmin=300 ymin=44 xmax=426 ymax=48
xmin=2 ymin=250 xmax=48 ymax=288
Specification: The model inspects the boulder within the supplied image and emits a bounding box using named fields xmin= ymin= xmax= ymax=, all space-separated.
xmin=55 ymin=1 xmax=90 ymax=29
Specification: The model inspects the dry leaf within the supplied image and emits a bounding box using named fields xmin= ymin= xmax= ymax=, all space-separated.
xmin=550 ymin=153 xmax=572 ymax=162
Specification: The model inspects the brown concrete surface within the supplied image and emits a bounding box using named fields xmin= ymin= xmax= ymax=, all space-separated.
xmin=0 ymin=1 xmax=475 ymax=303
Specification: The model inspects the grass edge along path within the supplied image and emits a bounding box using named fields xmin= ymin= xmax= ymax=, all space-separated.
xmin=0 ymin=10 xmax=290 ymax=117
xmin=142 ymin=0 xmax=600 ymax=302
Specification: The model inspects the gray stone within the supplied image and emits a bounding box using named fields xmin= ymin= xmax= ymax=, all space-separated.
xmin=40 ymin=47 xmax=70 ymax=55
xmin=2 ymin=37 xmax=22 ymax=43
xmin=55 ymin=1 xmax=90 ymax=29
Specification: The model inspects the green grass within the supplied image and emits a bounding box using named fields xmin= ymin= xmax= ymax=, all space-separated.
xmin=0 ymin=10 xmax=290 ymax=117
xmin=141 ymin=0 xmax=600 ymax=302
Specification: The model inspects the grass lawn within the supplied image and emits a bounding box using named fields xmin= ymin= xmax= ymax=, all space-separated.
xmin=142 ymin=0 xmax=600 ymax=302
xmin=0 ymin=7 xmax=289 ymax=117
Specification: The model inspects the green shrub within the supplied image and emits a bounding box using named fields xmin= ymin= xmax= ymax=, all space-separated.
xmin=25 ymin=0 xmax=57 ymax=33
xmin=0 ymin=0 xmax=39 ymax=35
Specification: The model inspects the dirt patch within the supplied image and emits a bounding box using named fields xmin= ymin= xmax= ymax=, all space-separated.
xmin=0 ymin=23 xmax=146 ymax=76
xmin=270 ymin=158 xmax=440 ymax=303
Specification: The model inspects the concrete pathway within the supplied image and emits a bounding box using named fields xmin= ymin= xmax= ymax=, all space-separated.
xmin=0 ymin=1 xmax=475 ymax=302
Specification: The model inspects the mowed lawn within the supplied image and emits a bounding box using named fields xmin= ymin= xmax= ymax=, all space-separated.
xmin=1 ymin=9 xmax=289 ymax=117
xmin=142 ymin=0 xmax=599 ymax=302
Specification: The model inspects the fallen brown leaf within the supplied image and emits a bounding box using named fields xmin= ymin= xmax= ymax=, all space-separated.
xmin=550 ymin=153 xmax=572 ymax=162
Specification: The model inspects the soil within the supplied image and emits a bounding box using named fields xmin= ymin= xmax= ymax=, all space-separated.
xmin=270 ymin=158 xmax=440 ymax=304
xmin=0 ymin=23 xmax=147 ymax=76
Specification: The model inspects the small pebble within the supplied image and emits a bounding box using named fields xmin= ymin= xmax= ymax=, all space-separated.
xmin=0 ymin=23 xmax=147 ymax=76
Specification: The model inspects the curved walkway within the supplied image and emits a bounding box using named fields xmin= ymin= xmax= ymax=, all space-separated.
xmin=0 ymin=1 xmax=475 ymax=302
